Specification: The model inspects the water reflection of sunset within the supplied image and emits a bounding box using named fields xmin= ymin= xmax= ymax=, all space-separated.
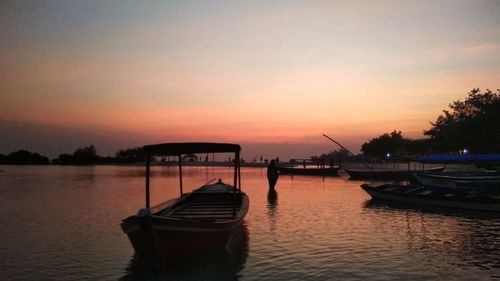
xmin=1 ymin=165 xmax=499 ymax=280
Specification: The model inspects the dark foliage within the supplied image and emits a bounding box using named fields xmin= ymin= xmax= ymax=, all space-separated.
xmin=54 ymin=144 xmax=103 ymax=165
xmin=361 ymin=130 xmax=405 ymax=157
xmin=115 ymin=147 xmax=145 ymax=163
xmin=0 ymin=150 xmax=50 ymax=165
xmin=361 ymin=131 xmax=432 ymax=158
xmin=424 ymin=88 xmax=500 ymax=153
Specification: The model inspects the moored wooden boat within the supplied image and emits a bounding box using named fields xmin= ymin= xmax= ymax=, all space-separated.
xmin=277 ymin=166 xmax=340 ymax=177
xmin=346 ymin=166 xmax=445 ymax=180
xmin=415 ymin=172 xmax=500 ymax=191
xmin=120 ymin=142 xmax=249 ymax=269
xmin=361 ymin=183 xmax=500 ymax=212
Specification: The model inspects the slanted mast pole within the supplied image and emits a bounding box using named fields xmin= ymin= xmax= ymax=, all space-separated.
xmin=178 ymin=155 xmax=183 ymax=196
xmin=145 ymin=154 xmax=150 ymax=209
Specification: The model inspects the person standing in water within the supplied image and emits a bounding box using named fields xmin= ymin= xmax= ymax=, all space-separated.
xmin=267 ymin=159 xmax=279 ymax=190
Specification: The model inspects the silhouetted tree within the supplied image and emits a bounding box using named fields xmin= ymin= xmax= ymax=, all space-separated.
xmin=54 ymin=145 xmax=100 ymax=165
xmin=54 ymin=153 xmax=74 ymax=165
xmin=115 ymin=147 xmax=145 ymax=163
xmin=0 ymin=150 xmax=49 ymax=165
xmin=73 ymin=144 xmax=97 ymax=164
xmin=424 ymin=88 xmax=500 ymax=153
xmin=405 ymin=138 xmax=433 ymax=155
xmin=361 ymin=130 xmax=407 ymax=158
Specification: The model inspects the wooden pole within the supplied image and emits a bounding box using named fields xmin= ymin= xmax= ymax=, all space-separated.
xmin=178 ymin=155 xmax=183 ymax=196
xmin=145 ymin=154 xmax=150 ymax=209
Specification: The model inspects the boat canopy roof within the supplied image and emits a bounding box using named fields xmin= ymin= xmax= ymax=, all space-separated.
xmin=144 ymin=142 xmax=241 ymax=156
xmin=417 ymin=154 xmax=500 ymax=162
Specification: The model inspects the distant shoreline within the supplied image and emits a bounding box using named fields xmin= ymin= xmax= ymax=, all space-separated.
xmin=0 ymin=162 xmax=491 ymax=172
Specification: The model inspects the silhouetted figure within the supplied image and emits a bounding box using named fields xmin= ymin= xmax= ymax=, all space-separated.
xmin=267 ymin=160 xmax=279 ymax=190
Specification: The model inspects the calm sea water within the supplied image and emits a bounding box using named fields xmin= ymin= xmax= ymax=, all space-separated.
xmin=1 ymin=165 xmax=500 ymax=280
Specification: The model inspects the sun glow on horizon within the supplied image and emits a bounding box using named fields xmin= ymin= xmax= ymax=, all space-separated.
xmin=1 ymin=1 xmax=499 ymax=158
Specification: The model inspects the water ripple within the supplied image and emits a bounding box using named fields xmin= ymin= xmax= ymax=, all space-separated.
xmin=1 ymin=166 xmax=499 ymax=280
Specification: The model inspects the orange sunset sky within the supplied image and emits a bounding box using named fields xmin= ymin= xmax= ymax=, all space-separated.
xmin=1 ymin=1 xmax=499 ymax=160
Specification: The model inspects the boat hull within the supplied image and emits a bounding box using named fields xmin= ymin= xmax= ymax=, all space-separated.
xmin=415 ymin=173 xmax=500 ymax=191
xmin=361 ymin=184 xmax=500 ymax=212
xmin=123 ymin=217 xmax=245 ymax=267
xmin=121 ymin=189 xmax=249 ymax=268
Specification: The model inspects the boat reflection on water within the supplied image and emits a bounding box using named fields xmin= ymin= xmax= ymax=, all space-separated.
xmin=120 ymin=224 xmax=249 ymax=281
xmin=363 ymin=200 xmax=500 ymax=272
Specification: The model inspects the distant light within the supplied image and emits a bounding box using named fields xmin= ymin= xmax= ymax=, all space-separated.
xmin=463 ymin=149 xmax=469 ymax=154
xmin=386 ymin=153 xmax=391 ymax=158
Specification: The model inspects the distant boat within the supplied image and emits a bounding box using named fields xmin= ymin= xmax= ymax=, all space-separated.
xmin=361 ymin=183 xmax=500 ymax=212
xmin=120 ymin=142 xmax=249 ymax=268
xmin=345 ymin=166 xmax=445 ymax=180
xmin=278 ymin=166 xmax=340 ymax=177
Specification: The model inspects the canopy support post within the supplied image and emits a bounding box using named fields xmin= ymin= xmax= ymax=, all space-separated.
xmin=178 ymin=155 xmax=183 ymax=196
xmin=234 ymin=151 xmax=239 ymax=192
xmin=145 ymin=154 xmax=150 ymax=209
xmin=238 ymin=158 xmax=241 ymax=192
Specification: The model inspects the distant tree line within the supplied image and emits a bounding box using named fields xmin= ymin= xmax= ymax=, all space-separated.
xmin=360 ymin=130 xmax=432 ymax=159
xmin=360 ymin=88 xmax=500 ymax=159
xmin=1 ymin=145 xmax=145 ymax=165
xmin=52 ymin=145 xmax=145 ymax=165
xmin=52 ymin=145 xmax=113 ymax=165
xmin=114 ymin=147 xmax=145 ymax=163
xmin=0 ymin=150 xmax=50 ymax=165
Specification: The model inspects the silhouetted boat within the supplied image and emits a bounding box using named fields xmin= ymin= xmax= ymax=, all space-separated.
xmin=361 ymin=182 xmax=500 ymax=212
xmin=415 ymin=172 xmax=500 ymax=192
xmin=278 ymin=166 xmax=340 ymax=177
xmin=120 ymin=142 xmax=249 ymax=269
xmin=345 ymin=166 xmax=445 ymax=180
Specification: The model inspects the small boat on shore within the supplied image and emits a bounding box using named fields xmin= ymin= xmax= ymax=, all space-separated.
xmin=345 ymin=166 xmax=445 ymax=180
xmin=361 ymin=182 xmax=500 ymax=212
xmin=120 ymin=142 xmax=249 ymax=269
xmin=278 ymin=166 xmax=340 ymax=177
